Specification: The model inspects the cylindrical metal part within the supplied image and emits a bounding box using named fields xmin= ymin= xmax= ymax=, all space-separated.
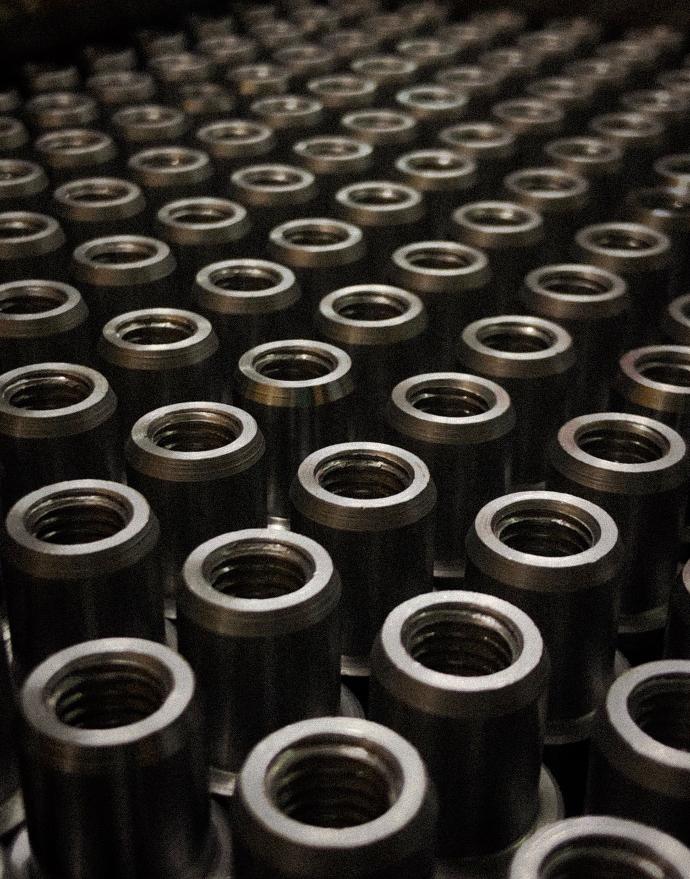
xmin=196 ymin=119 xmax=276 ymax=177
xmin=306 ymin=74 xmax=378 ymax=127
xmin=84 ymin=46 xmax=137 ymax=74
xmin=0 ymin=159 xmax=49 ymax=212
xmin=450 ymin=201 xmax=544 ymax=311
xmin=13 ymin=637 xmax=231 ymax=879
xmin=481 ymin=48 xmax=540 ymax=90
xmin=178 ymin=527 xmax=341 ymax=791
xmin=229 ymin=163 xmax=317 ymax=252
xmin=126 ymin=402 xmax=266 ymax=606
xmin=111 ymin=104 xmax=189 ymax=155
xmin=393 ymin=149 xmax=477 ymax=238
xmin=175 ymin=83 xmax=234 ymax=127
xmin=491 ymin=99 xmax=564 ymax=165
xmin=389 ymin=240 xmax=491 ymax=368
xmin=547 ymin=412 xmax=688 ymax=636
xmin=86 ymin=71 xmax=157 ymax=109
xmin=138 ymin=29 xmax=188 ymax=60
xmin=227 ymin=64 xmax=291 ymax=111
xmin=438 ymin=121 xmax=516 ymax=199
xmin=395 ymin=38 xmax=458 ymax=74
xmin=620 ymin=88 xmax=689 ymax=142
xmin=520 ymin=264 xmax=630 ymax=415
xmin=232 ymin=716 xmax=437 ymax=879
xmin=457 ymin=315 xmax=575 ymax=487
xmin=251 ymin=19 xmax=303 ymax=54
xmin=503 ymin=168 xmax=589 ymax=263
xmin=25 ymin=92 xmax=99 ymax=133
xmin=0 ymin=634 xmax=23 ymax=836
xmin=267 ymin=218 xmax=366 ymax=309
xmin=370 ymin=590 xmax=554 ymax=862
xmin=525 ymin=77 xmax=596 ymax=131
xmin=588 ymin=112 xmax=666 ymax=188
xmin=516 ymin=30 xmax=578 ymax=75
xmin=24 ymin=64 xmax=82 ymax=94
xmin=290 ymin=441 xmax=435 ymax=673
xmin=320 ymin=27 xmax=380 ymax=65
xmin=198 ymin=35 xmax=257 ymax=73
xmin=339 ymin=110 xmax=418 ymax=174
xmin=437 ymin=23 xmax=491 ymax=62
xmin=0 ymin=90 xmax=21 ymax=116
xmin=665 ymin=561 xmax=690 ymax=659
xmin=350 ymin=54 xmax=418 ymax=100
xmin=3 ymin=479 xmax=164 ymax=674
xmin=0 ymin=280 xmax=89 ymax=374
xmin=235 ymin=339 xmax=354 ymax=523
xmin=249 ymin=95 xmax=324 ymax=160
xmin=388 ymin=373 xmax=514 ymax=582
xmin=0 ymin=117 xmax=30 ymax=156
xmin=586 ymin=660 xmax=690 ymax=846
xmin=155 ymin=197 xmax=250 ymax=288
xmin=663 ymin=294 xmax=690 ymax=344
xmin=335 ymin=180 xmax=424 ymax=271
xmin=33 ymin=128 xmax=119 ymax=185
xmin=0 ymin=212 xmax=67 ymax=283
xmin=394 ymin=84 xmax=467 ymax=144
xmin=194 ymin=259 xmax=303 ymax=383
xmin=273 ymin=45 xmax=336 ymax=86
xmin=148 ymin=52 xmax=215 ymax=102
xmin=575 ymin=222 xmax=672 ymax=348
xmin=316 ymin=284 xmax=427 ymax=440
xmin=97 ymin=308 xmax=221 ymax=434
xmin=0 ymin=362 xmax=122 ymax=508
xmin=563 ymin=58 xmax=631 ymax=110
xmin=436 ymin=65 xmax=506 ymax=116
xmin=128 ymin=146 xmax=213 ymax=216
xmin=655 ymin=153 xmax=690 ymax=194
xmin=53 ymin=176 xmax=147 ymax=246
xmin=70 ymin=235 xmax=179 ymax=325
xmin=291 ymin=135 xmax=373 ymax=201
xmin=509 ymin=816 xmax=690 ymax=879
xmin=544 ymin=136 xmax=623 ymax=206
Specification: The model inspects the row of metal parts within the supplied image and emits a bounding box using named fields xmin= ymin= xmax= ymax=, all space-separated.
xmin=0 ymin=2 xmax=690 ymax=878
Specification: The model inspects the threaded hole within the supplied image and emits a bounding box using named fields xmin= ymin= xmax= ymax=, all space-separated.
xmin=301 ymin=139 xmax=360 ymax=157
xmin=576 ymin=424 xmax=669 ymax=464
xmin=333 ymin=292 xmax=408 ymax=321
xmin=48 ymin=655 xmax=171 ymax=729
xmin=168 ymin=204 xmax=236 ymax=225
xmin=402 ymin=605 xmax=520 ymax=675
xmin=315 ymin=452 xmax=412 ymax=499
xmin=25 ymin=489 xmax=131 ymax=544
xmin=149 ymin=409 xmax=240 ymax=452
xmin=41 ymin=131 xmax=103 ymax=151
xmin=266 ymin=739 xmax=402 ymax=828
xmin=478 ymin=322 xmax=555 ymax=353
xmin=137 ymin=149 xmax=198 ymax=169
xmin=465 ymin=205 xmax=531 ymax=227
xmin=405 ymin=153 xmax=467 ymax=173
xmin=86 ymin=240 xmax=159 ymax=264
xmin=115 ymin=313 xmax=197 ymax=345
xmin=512 ymin=172 xmax=577 ymax=193
xmin=63 ymin=181 xmax=131 ymax=203
xmin=346 ymin=185 xmax=409 ymax=206
xmin=539 ymin=273 xmax=612 ymax=296
xmin=629 ymin=674 xmax=690 ymax=752
xmin=408 ymin=384 xmax=491 ymax=417
xmin=253 ymin=346 xmax=338 ymax=381
xmin=209 ymin=265 xmax=282 ymax=292
xmin=541 ymin=839 xmax=682 ymax=879
xmin=348 ymin=112 xmax=407 ymax=131
xmin=240 ymin=168 xmax=306 ymax=188
xmin=493 ymin=507 xmax=595 ymax=556
xmin=448 ymin=124 xmax=505 ymax=143
xmin=405 ymin=87 xmax=455 ymax=106
xmin=405 ymin=247 xmax=474 ymax=270
xmin=0 ymin=216 xmax=48 ymax=239
xmin=590 ymin=229 xmax=658 ymax=251
xmin=637 ymin=353 xmax=690 ymax=387
xmin=205 ymin=539 xmax=314 ymax=598
xmin=3 ymin=370 xmax=93 ymax=410
xmin=282 ymin=224 xmax=349 ymax=246
xmin=0 ymin=284 xmax=68 ymax=314
xmin=205 ymin=121 xmax=265 ymax=142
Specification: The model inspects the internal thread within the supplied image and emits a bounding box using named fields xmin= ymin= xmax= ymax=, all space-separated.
xmin=0 ymin=284 xmax=68 ymax=314
xmin=267 ymin=741 xmax=401 ymax=828
xmin=26 ymin=490 xmax=131 ymax=544
xmin=116 ymin=314 xmax=196 ymax=344
xmin=50 ymin=656 xmax=170 ymax=729
xmin=576 ymin=424 xmax=668 ymax=464
xmin=540 ymin=273 xmax=611 ymax=296
xmin=334 ymin=293 xmax=407 ymax=321
xmin=402 ymin=606 xmax=519 ymax=675
xmin=87 ymin=240 xmax=158 ymax=264
xmin=478 ymin=323 xmax=555 ymax=353
xmin=282 ymin=224 xmax=349 ymax=246
xmin=629 ymin=674 xmax=690 ymax=752
xmin=210 ymin=266 xmax=281 ymax=292
xmin=408 ymin=384 xmax=491 ymax=417
xmin=637 ymin=354 xmax=690 ymax=387
xmin=346 ymin=185 xmax=409 ymax=206
xmin=149 ymin=409 xmax=240 ymax=452
xmin=315 ymin=453 xmax=412 ymax=499
xmin=494 ymin=508 xmax=595 ymax=557
xmin=253 ymin=347 xmax=337 ymax=381
xmin=4 ymin=370 xmax=93 ymax=410
xmin=206 ymin=539 xmax=314 ymax=598
xmin=406 ymin=248 xmax=474 ymax=270
xmin=541 ymin=840 xmax=680 ymax=879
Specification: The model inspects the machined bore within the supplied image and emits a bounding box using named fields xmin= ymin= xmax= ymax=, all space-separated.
xmin=587 ymin=661 xmax=690 ymax=846
xmin=34 ymin=128 xmax=117 ymax=178
xmin=111 ymin=104 xmax=189 ymax=148
xmin=196 ymin=119 xmax=276 ymax=166
xmin=465 ymin=490 xmax=622 ymax=741
xmin=25 ymin=91 xmax=99 ymax=131
xmin=53 ymin=177 xmax=146 ymax=231
xmin=655 ymin=154 xmax=690 ymax=194
xmin=232 ymin=717 xmax=437 ymax=879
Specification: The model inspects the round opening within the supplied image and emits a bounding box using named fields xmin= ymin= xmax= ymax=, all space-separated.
xmin=664 ymin=156 xmax=690 ymax=175
xmin=493 ymin=506 xmax=595 ymax=556
xmin=0 ymin=216 xmax=48 ymax=239
xmin=405 ymin=247 xmax=475 ymax=271
xmin=346 ymin=184 xmax=410 ymax=206
xmin=261 ymin=96 xmax=313 ymax=114
xmin=314 ymin=76 xmax=364 ymax=94
xmin=41 ymin=131 xmax=103 ymax=151
xmin=349 ymin=112 xmax=406 ymax=131
xmin=149 ymin=408 xmax=241 ymax=452
xmin=0 ymin=161 xmax=36 ymax=181
xmin=0 ymin=284 xmax=68 ymax=314
xmin=205 ymin=539 xmax=314 ymax=598
xmin=555 ymin=140 xmax=612 ymax=160
xmin=63 ymin=181 xmax=131 ymax=204
xmin=240 ymin=168 xmax=305 ymax=188
xmin=512 ymin=172 xmax=577 ymax=193
xmin=266 ymin=738 xmax=402 ymax=828
xmin=408 ymin=383 xmax=491 ymax=417
xmin=303 ymin=139 xmax=360 ymax=158
xmin=25 ymin=488 xmax=131 ymax=545
xmin=210 ymin=265 xmax=282 ymax=292
xmin=253 ymin=346 xmax=338 ymax=381
xmin=448 ymin=124 xmax=504 ymax=143
xmin=477 ymin=322 xmax=556 ymax=353
xmin=465 ymin=205 xmax=531 ymax=227
xmin=405 ymin=153 xmax=467 ymax=172
xmin=137 ymin=150 xmax=198 ymax=170
xmin=539 ymin=272 xmax=613 ymax=297
xmin=636 ymin=352 xmax=690 ymax=387
xmin=315 ymin=452 xmax=412 ymax=499
xmin=540 ymin=838 xmax=681 ymax=879
xmin=407 ymin=87 xmax=454 ymax=105
xmin=207 ymin=121 xmax=265 ymax=142
xmin=589 ymin=229 xmax=658 ymax=251
xmin=115 ymin=313 xmax=197 ymax=345
xmin=576 ymin=423 xmax=669 ymax=463
xmin=282 ymin=223 xmax=349 ymax=247
xmin=629 ymin=674 xmax=690 ymax=752
xmin=48 ymin=654 xmax=170 ymax=729
xmin=168 ymin=203 xmax=236 ymax=225
xmin=333 ymin=292 xmax=408 ymax=322
xmin=3 ymin=370 xmax=93 ymax=410
xmin=402 ymin=605 xmax=519 ymax=675
xmin=635 ymin=190 xmax=690 ymax=216
xmin=86 ymin=239 xmax=158 ymax=264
